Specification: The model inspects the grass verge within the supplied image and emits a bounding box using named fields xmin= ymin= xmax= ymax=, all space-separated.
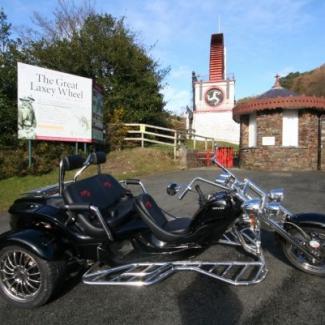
xmin=0 ymin=147 xmax=179 ymax=213
xmin=185 ymin=139 xmax=239 ymax=151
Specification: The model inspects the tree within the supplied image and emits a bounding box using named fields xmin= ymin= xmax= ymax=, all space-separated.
xmin=279 ymin=72 xmax=301 ymax=90
xmin=0 ymin=9 xmax=23 ymax=146
xmin=0 ymin=3 xmax=170 ymax=178
xmin=280 ymin=65 xmax=325 ymax=97
xmin=0 ymin=9 xmax=11 ymax=53
xmin=29 ymin=3 xmax=169 ymax=126
xmin=32 ymin=0 xmax=95 ymax=41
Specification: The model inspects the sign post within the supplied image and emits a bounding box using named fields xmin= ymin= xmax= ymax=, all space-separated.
xmin=17 ymin=63 xmax=104 ymax=165
xmin=28 ymin=140 xmax=32 ymax=168
xmin=17 ymin=62 xmax=93 ymax=143
xmin=92 ymin=84 xmax=104 ymax=143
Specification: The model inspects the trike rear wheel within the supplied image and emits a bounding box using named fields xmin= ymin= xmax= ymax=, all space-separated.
xmin=0 ymin=245 xmax=65 ymax=308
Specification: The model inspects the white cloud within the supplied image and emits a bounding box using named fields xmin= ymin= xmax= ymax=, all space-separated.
xmin=169 ymin=65 xmax=192 ymax=80
xmin=4 ymin=0 xmax=319 ymax=114
xmin=111 ymin=0 xmax=315 ymax=113
xmin=161 ymin=85 xmax=191 ymax=115
xmin=224 ymin=0 xmax=312 ymax=31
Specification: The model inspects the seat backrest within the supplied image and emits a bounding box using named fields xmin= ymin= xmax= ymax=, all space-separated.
xmin=63 ymin=174 xmax=127 ymax=209
xmin=95 ymin=174 xmax=126 ymax=206
xmin=135 ymin=193 xmax=167 ymax=227
xmin=64 ymin=175 xmax=106 ymax=207
xmin=135 ymin=193 xmax=184 ymax=243
xmin=63 ymin=174 xmax=129 ymax=239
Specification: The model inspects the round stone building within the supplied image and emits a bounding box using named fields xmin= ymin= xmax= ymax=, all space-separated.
xmin=233 ymin=76 xmax=325 ymax=171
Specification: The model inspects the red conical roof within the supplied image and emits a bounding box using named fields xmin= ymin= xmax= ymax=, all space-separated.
xmin=233 ymin=75 xmax=325 ymax=122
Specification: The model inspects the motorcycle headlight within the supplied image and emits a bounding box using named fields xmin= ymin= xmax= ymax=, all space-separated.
xmin=266 ymin=202 xmax=281 ymax=213
xmin=242 ymin=199 xmax=261 ymax=228
xmin=242 ymin=198 xmax=261 ymax=213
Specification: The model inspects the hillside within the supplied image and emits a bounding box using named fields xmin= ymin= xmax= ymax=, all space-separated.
xmin=280 ymin=64 xmax=325 ymax=97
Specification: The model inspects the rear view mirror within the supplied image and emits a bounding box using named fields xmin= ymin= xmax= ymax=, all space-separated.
xmin=167 ymin=183 xmax=181 ymax=196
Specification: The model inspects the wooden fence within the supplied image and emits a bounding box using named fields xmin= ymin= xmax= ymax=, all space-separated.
xmin=124 ymin=123 xmax=220 ymax=159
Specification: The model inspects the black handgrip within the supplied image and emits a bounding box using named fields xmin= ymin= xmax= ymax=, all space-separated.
xmin=89 ymin=151 xmax=106 ymax=164
xmin=65 ymin=204 xmax=91 ymax=211
xmin=124 ymin=179 xmax=141 ymax=185
xmin=195 ymin=185 xmax=207 ymax=206
xmin=195 ymin=184 xmax=204 ymax=196
xmin=62 ymin=155 xmax=85 ymax=171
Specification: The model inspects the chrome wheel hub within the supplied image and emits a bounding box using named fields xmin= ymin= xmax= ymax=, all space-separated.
xmin=0 ymin=250 xmax=41 ymax=302
xmin=309 ymin=240 xmax=320 ymax=249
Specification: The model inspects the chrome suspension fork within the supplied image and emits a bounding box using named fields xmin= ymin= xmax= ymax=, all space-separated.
xmin=220 ymin=219 xmax=264 ymax=260
xmin=260 ymin=213 xmax=320 ymax=261
xmin=234 ymin=221 xmax=263 ymax=257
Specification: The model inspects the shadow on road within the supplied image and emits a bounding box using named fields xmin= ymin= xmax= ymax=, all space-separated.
xmin=261 ymin=229 xmax=293 ymax=268
xmin=177 ymin=275 xmax=242 ymax=324
xmin=50 ymin=263 xmax=87 ymax=303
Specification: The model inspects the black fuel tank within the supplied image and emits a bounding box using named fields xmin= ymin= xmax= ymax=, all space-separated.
xmin=190 ymin=191 xmax=241 ymax=241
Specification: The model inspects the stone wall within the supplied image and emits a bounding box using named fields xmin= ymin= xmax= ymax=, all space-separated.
xmin=239 ymin=109 xmax=320 ymax=171
xmin=299 ymin=111 xmax=318 ymax=169
xmin=240 ymin=115 xmax=249 ymax=148
xmin=257 ymin=109 xmax=282 ymax=146
xmin=320 ymin=117 xmax=325 ymax=170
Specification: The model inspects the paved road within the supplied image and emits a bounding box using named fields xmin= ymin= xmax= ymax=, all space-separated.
xmin=0 ymin=168 xmax=325 ymax=324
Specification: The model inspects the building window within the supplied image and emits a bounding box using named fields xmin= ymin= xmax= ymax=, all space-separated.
xmin=248 ymin=113 xmax=256 ymax=147
xmin=282 ymin=110 xmax=298 ymax=147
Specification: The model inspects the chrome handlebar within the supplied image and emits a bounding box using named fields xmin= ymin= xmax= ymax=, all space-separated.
xmin=179 ymin=155 xmax=292 ymax=217
xmin=178 ymin=177 xmax=229 ymax=200
xmin=215 ymin=158 xmax=292 ymax=217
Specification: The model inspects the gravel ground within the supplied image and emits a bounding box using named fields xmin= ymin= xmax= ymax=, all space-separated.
xmin=0 ymin=167 xmax=324 ymax=325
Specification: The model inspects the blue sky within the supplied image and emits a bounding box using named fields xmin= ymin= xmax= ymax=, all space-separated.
xmin=1 ymin=0 xmax=325 ymax=114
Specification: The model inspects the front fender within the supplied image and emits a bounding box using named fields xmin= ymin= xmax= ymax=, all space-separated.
xmin=0 ymin=228 xmax=64 ymax=261
xmin=287 ymin=213 xmax=325 ymax=229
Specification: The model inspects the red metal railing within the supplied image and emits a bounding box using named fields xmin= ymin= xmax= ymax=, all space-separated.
xmin=216 ymin=147 xmax=234 ymax=168
xmin=195 ymin=147 xmax=235 ymax=168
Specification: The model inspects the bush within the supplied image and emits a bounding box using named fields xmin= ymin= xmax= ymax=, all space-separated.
xmin=107 ymin=108 xmax=128 ymax=151
xmin=0 ymin=141 xmax=85 ymax=179
xmin=0 ymin=147 xmax=24 ymax=179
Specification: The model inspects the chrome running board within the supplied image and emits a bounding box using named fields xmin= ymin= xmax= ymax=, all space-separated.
xmin=82 ymin=258 xmax=267 ymax=287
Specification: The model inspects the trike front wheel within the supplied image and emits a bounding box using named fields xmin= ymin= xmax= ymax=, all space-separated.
xmin=281 ymin=226 xmax=325 ymax=276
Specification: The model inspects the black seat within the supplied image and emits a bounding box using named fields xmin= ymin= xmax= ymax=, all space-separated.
xmin=164 ymin=218 xmax=192 ymax=234
xmin=135 ymin=193 xmax=193 ymax=243
xmin=64 ymin=174 xmax=136 ymax=238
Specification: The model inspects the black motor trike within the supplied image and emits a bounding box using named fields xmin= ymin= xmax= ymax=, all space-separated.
xmin=0 ymin=152 xmax=324 ymax=308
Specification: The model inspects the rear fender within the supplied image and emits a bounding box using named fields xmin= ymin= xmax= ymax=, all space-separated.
xmin=286 ymin=213 xmax=325 ymax=230
xmin=0 ymin=228 xmax=64 ymax=261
